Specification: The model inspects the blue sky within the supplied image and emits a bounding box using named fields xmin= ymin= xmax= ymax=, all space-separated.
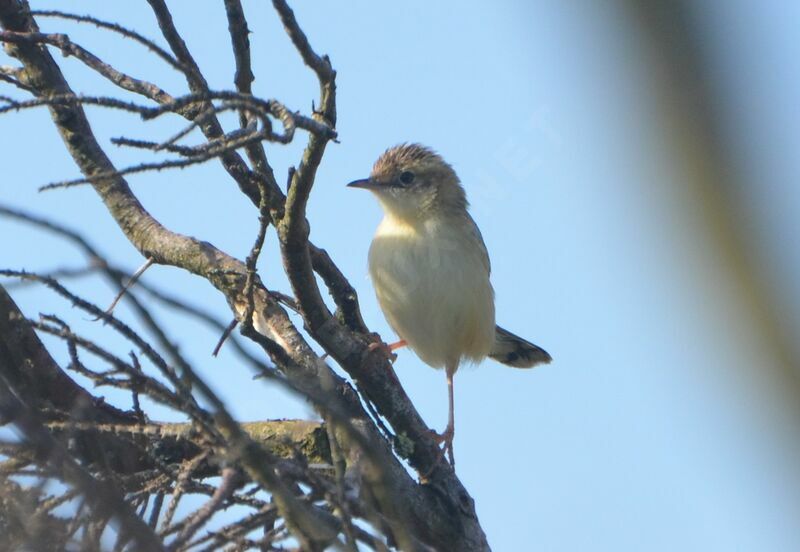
xmin=2 ymin=2 xmax=800 ymax=550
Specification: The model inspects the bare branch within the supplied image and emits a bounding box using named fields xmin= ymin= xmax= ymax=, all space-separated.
xmin=0 ymin=378 xmax=165 ymax=551
xmin=30 ymin=9 xmax=182 ymax=70
xmin=0 ymin=64 xmax=32 ymax=91
xmin=222 ymin=0 xmax=276 ymax=185
xmin=0 ymin=203 xmax=273 ymax=374
xmin=169 ymin=466 xmax=241 ymax=550
xmin=0 ymin=283 xmax=134 ymax=423
xmin=0 ymin=1 xmax=494 ymax=547
xmin=272 ymin=0 xmax=335 ymax=82
xmin=145 ymin=0 xmax=209 ymax=93
xmin=0 ymin=29 xmax=174 ymax=102
xmin=223 ymin=0 xmax=254 ymax=97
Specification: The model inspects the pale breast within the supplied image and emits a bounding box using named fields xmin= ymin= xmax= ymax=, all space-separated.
xmin=368 ymin=215 xmax=495 ymax=369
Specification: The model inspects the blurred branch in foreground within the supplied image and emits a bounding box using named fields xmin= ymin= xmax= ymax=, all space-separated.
xmin=623 ymin=1 xmax=800 ymax=401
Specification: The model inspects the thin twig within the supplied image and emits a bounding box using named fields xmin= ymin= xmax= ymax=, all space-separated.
xmin=212 ymin=318 xmax=239 ymax=357
xmin=169 ymin=466 xmax=241 ymax=550
xmin=0 ymin=30 xmax=174 ymax=102
xmin=96 ymin=257 xmax=154 ymax=318
xmin=30 ymin=10 xmax=183 ymax=70
xmin=271 ymin=0 xmax=335 ymax=81
xmin=159 ymin=450 xmax=210 ymax=534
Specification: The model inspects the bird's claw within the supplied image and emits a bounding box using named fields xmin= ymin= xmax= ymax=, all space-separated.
xmin=429 ymin=427 xmax=455 ymax=468
xmin=367 ymin=340 xmax=398 ymax=363
xmin=364 ymin=333 xmax=406 ymax=364
xmin=418 ymin=428 xmax=456 ymax=481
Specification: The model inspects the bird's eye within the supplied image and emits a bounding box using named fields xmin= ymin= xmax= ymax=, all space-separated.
xmin=399 ymin=171 xmax=415 ymax=185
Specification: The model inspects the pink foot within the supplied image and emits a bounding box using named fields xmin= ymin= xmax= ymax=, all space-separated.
xmin=365 ymin=334 xmax=406 ymax=364
xmin=429 ymin=425 xmax=455 ymax=468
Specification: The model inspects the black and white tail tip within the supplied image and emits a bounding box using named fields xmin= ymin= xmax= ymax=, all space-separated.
xmin=490 ymin=326 xmax=552 ymax=368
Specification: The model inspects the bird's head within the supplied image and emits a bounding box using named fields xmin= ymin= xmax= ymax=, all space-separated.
xmin=348 ymin=143 xmax=467 ymax=222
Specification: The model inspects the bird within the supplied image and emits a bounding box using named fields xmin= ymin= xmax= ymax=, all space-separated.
xmin=348 ymin=143 xmax=551 ymax=467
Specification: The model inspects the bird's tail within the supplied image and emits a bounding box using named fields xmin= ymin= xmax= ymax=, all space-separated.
xmin=490 ymin=326 xmax=552 ymax=368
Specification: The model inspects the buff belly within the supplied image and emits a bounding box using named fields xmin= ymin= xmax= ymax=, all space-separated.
xmin=368 ymin=218 xmax=495 ymax=369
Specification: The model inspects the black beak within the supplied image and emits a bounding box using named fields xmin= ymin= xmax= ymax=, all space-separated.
xmin=346 ymin=178 xmax=378 ymax=190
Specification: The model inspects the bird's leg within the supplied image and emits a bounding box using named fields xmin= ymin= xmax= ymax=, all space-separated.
xmin=430 ymin=362 xmax=457 ymax=468
xmin=444 ymin=363 xmax=456 ymax=466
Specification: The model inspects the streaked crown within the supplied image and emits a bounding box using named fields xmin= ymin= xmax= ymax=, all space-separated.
xmin=366 ymin=143 xmax=467 ymax=218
